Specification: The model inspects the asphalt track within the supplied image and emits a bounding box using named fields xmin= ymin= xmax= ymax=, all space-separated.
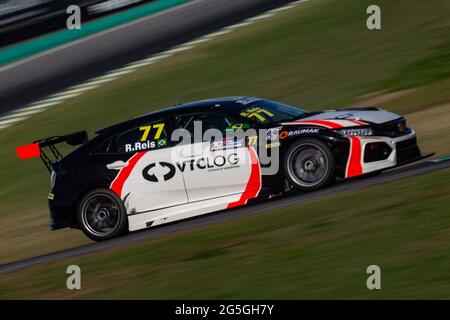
xmin=1 ymin=158 xmax=449 ymax=274
xmin=0 ymin=0 xmax=298 ymax=116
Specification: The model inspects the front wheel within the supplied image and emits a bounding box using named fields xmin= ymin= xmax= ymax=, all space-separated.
xmin=77 ymin=188 xmax=128 ymax=241
xmin=284 ymin=138 xmax=335 ymax=191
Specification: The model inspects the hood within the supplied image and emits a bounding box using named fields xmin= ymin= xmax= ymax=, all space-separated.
xmin=302 ymin=108 xmax=402 ymax=125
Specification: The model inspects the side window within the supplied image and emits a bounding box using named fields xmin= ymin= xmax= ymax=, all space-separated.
xmin=112 ymin=119 xmax=169 ymax=153
xmin=175 ymin=113 xmax=240 ymax=137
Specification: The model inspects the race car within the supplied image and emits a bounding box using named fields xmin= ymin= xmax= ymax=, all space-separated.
xmin=16 ymin=97 xmax=431 ymax=241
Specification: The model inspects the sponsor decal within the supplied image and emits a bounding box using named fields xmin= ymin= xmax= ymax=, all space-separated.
xmin=247 ymin=136 xmax=258 ymax=145
xmin=142 ymin=153 xmax=241 ymax=182
xmin=157 ymin=138 xmax=167 ymax=148
xmin=266 ymin=127 xmax=281 ymax=140
xmin=226 ymin=123 xmax=251 ymax=131
xmin=279 ymin=128 xmax=319 ymax=139
xmin=279 ymin=131 xmax=289 ymax=140
xmin=266 ymin=142 xmax=281 ymax=149
xmin=125 ymin=140 xmax=156 ymax=152
xmin=231 ymin=123 xmax=250 ymax=130
xmin=211 ymin=138 xmax=244 ymax=151
xmin=142 ymin=162 xmax=176 ymax=182
xmin=240 ymin=107 xmax=274 ymax=122
xmin=236 ymin=97 xmax=261 ymax=105
xmin=177 ymin=153 xmax=240 ymax=172
xmin=337 ymin=128 xmax=373 ymax=136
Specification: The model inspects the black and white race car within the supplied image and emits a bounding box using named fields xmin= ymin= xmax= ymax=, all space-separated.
xmin=17 ymin=97 xmax=431 ymax=241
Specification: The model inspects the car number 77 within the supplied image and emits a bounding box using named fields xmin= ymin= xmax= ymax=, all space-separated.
xmin=139 ymin=123 xmax=165 ymax=141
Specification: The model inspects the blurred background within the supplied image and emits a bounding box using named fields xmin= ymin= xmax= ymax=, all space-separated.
xmin=0 ymin=0 xmax=152 ymax=46
xmin=0 ymin=0 xmax=449 ymax=299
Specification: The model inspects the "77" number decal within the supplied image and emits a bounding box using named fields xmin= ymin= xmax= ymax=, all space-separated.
xmin=139 ymin=123 xmax=165 ymax=141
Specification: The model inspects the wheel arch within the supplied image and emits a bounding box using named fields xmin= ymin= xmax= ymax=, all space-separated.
xmin=281 ymin=132 xmax=350 ymax=179
xmin=69 ymin=184 xmax=113 ymax=228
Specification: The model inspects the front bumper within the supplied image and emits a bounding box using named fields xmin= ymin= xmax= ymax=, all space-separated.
xmin=355 ymin=130 xmax=423 ymax=175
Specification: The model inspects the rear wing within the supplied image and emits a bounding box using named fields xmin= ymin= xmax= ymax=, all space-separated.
xmin=16 ymin=131 xmax=88 ymax=172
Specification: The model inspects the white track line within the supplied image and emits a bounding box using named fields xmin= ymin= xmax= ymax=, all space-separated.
xmin=38 ymin=93 xmax=83 ymax=104
xmin=183 ymin=37 xmax=212 ymax=46
xmin=0 ymin=0 xmax=309 ymax=130
xmin=0 ymin=117 xmax=29 ymax=125
xmin=206 ymin=29 xmax=234 ymax=37
xmin=12 ymin=101 xmax=61 ymax=113
xmin=247 ymin=13 xmax=275 ymax=21
xmin=0 ymin=109 xmax=47 ymax=120
xmin=49 ymin=85 xmax=100 ymax=97
xmin=70 ymin=77 xmax=119 ymax=89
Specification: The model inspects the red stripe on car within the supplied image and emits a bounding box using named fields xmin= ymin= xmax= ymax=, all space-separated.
xmin=346 ymin=136 xmax=363 ymax=178
xmin=346 ymin=119 xmax=367 ymax=126
xmin=110 ymin=151 xmax=147 ymax=198
xmin=284 ymin=120 xmax=344 ymax=129
xmin=227 ymin=147 xmax=261 ymax=209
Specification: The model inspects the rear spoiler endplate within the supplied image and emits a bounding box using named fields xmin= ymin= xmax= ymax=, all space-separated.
xmin=16 ymin=131 xmax=88 ymax=172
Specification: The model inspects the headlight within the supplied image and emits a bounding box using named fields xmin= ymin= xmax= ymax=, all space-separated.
xmin=336 ymin=128 xmax=373 ymax=136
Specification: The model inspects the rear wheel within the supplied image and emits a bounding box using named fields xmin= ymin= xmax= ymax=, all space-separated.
xmin=77 ymin=188 xmax=128 ymax=241
xmin=284 ymin=138 xmax=335 ymax=191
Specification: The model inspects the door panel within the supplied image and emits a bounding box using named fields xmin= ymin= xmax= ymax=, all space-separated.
xmin=176 ymin=141 xmax=257 ymax=202
xmin=118 ymin=148 xmax=188 ymax=213
xmin=117 ymin=148 xmax=188 ymax=214
xmin=99 ymin=116 xmax=188 ymax=215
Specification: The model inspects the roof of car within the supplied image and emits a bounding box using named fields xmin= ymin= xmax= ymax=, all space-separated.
xmin=95 ymin=96 xmax=262 ymax=134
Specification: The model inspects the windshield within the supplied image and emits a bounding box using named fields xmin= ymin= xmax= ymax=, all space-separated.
xmin=234 ymin=98 xmax=307 ymax=124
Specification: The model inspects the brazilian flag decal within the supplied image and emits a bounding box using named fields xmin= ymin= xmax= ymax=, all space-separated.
xmin=157 ymin=138 xmax=167 ymax=148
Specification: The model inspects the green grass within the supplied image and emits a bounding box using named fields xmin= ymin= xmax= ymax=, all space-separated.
xmin=380 ymin=39 xmax=450 ymax=91
xmin=1 ymin=169 xmax=450 ymax=299
xmin=0 ymin=0 xmax=450 ymax=266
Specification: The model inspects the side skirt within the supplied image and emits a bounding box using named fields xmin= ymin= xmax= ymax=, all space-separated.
xmin=127 ymin=193 xmax=243 ymax=232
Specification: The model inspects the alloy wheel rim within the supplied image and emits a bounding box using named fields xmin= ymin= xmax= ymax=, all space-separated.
xmin=81 ymin=194 xmax=120 ymax=237
xmin=288 ymin=144 xmax=329 ymax=187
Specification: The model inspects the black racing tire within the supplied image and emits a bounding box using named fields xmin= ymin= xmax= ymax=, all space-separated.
xmin=284 ymin=138 xmax=335 ymax=191
xmin=77 ymin=188 xmax=128 ymax=241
